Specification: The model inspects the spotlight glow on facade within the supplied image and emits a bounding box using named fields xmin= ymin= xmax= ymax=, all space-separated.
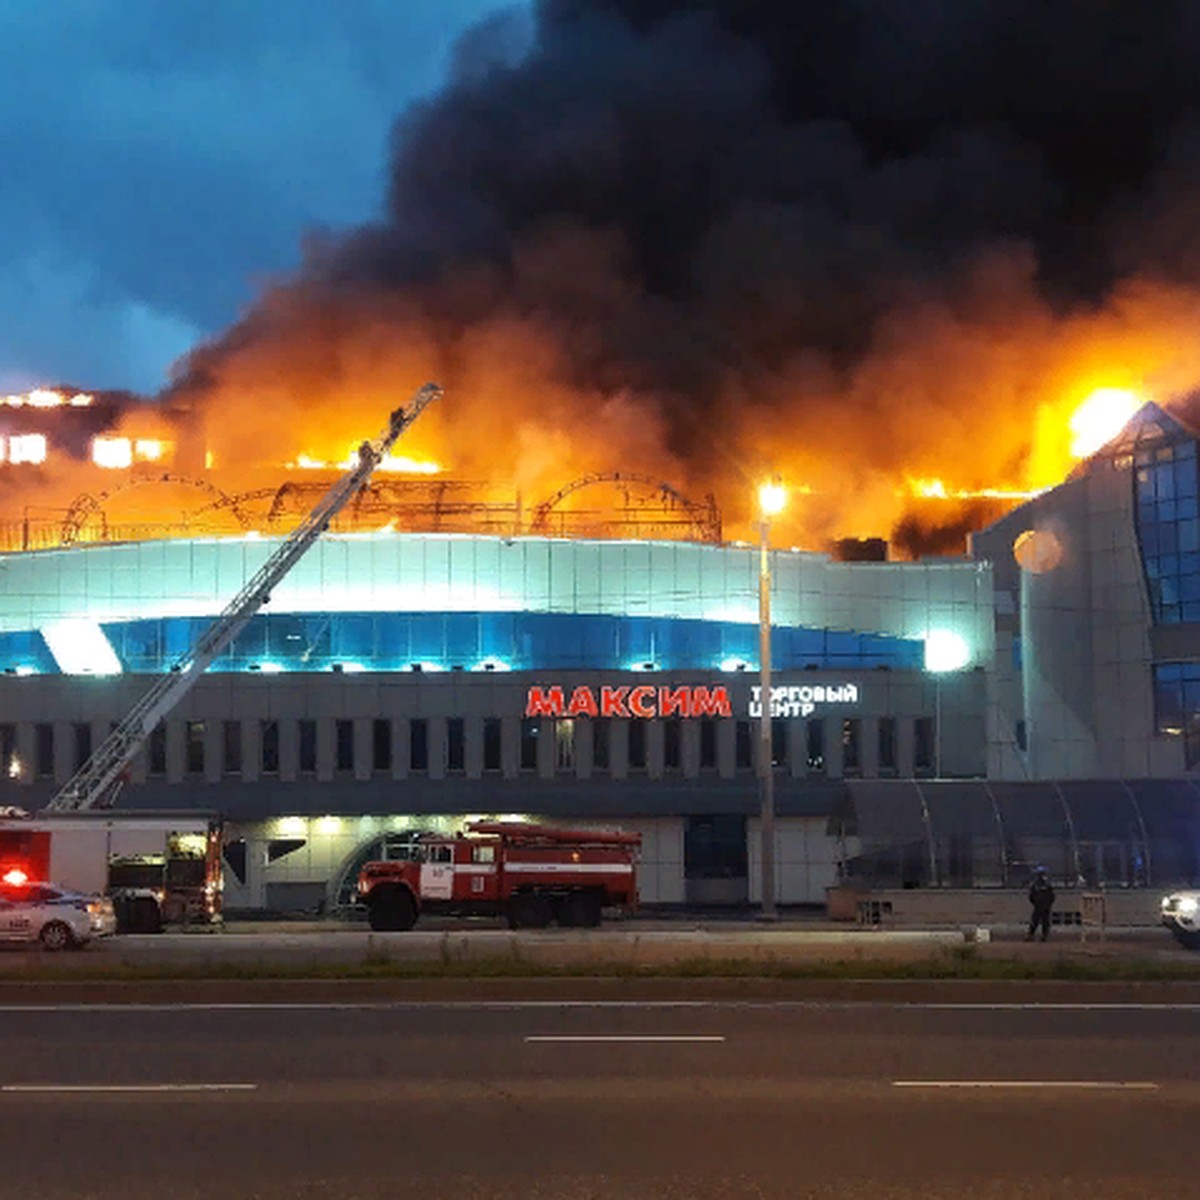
xmin=924 ymin=629 xmax=970 ymax=673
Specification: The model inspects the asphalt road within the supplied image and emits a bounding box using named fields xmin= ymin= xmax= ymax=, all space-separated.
xmin=1 ymin=997 xmax=1198 ymax=1199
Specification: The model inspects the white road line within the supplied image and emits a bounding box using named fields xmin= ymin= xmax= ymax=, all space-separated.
xmin=910 ymin=1003 xmax=1200 ymax=1011
xmin=0 ymin=1000 xmax=1197 ymax=1013
xmin=2 ymin=1083 xmax=258 ymax=1093
xmin=525 ymin=1035 xmax=725 ymax=1043
xmin=892 ymin=1080 xmax=1159 ymax=1090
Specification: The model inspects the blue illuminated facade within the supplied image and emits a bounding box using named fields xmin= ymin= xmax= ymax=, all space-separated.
xmin=0 ymin=612 xmax=925 ymax=676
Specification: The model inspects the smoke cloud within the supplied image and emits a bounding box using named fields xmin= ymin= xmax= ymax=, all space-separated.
xmin=172 ymin=0 xmax=1200 ymax=551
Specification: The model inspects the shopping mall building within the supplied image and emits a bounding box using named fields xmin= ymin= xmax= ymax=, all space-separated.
xmin=0 ymin=402 xmax=1198 ymax=911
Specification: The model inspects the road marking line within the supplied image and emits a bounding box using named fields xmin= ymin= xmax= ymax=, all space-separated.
xmin=0 ymin=1000 xmax=1198 ymax=1013
xmin=892 ymin=1080 xmax=1159 ymax=1090
xmin=2 ymin=1083 xmax=258 ymax=1093
xmin=524 ymin=1035 xmax=724 ymax=1043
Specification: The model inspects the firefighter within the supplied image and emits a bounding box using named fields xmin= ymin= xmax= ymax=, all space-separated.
xmin=1026 ymin=869 xmax=1055 ymax=941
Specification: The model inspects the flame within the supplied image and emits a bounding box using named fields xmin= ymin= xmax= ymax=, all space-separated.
xmin=905 ymin=477 xmax=1041 ymax=502
xmin=1068 ymin=387 xmax=1144 ymax=458
xmin=287 ymin=449 xmax=441 ymax=474
xmin=2 ymin=389 xmax=93 ymax=409
xmin=7 ymin=434 xmax=46 ymax=465
xmin=92 ymin=437 xmax=171 ymax=469
xmin=93 ymin=437 xmax=132 ymax=469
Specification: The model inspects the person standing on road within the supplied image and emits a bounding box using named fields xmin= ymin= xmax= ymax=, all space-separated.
xmin=1027 ymin=869 xmax=1055 ymax=941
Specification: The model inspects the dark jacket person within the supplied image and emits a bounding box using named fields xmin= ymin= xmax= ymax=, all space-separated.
xmin=1027 ymin=871 xmax=1055 ymax=941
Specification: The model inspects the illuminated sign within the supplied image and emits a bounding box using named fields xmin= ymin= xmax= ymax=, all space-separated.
xmin=525 ymin=685 xmax=732 ymax=719
xmin=749 ymin=684 xmax=860 ymax=719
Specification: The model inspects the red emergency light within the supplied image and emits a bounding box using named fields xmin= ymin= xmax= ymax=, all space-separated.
xmin=1 ymin=867 xmax=28 ymax=886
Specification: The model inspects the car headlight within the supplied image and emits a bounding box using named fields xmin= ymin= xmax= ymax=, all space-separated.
xmin=1180 ymin=897 xmax=1199 ymax=916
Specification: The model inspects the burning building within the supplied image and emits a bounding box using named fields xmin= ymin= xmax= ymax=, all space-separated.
xmin=4 ymin=1 xmax=1200 ymax=913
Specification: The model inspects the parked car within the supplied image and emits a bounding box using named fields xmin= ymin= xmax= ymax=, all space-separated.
xmin=0 ymin=870 xmax=117 ymax=949
xmin=1161 ymin=890 xmax=1200 ymax=948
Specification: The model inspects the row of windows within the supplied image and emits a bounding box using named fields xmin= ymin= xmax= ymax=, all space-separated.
xmin=1 ymin=715 xmax=938 ymax=780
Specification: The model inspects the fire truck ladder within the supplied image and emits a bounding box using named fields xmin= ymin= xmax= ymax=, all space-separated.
xmin=45 ymin=382 xmax=443 ymax=812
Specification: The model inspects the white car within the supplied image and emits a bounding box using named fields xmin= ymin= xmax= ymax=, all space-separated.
xmin=0 ymin=875 xmax=117 ymax=950
xmin=1161 ymin=891 xmax=1200 ymax=948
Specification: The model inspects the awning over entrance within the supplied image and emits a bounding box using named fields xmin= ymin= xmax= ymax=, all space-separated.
xmin=834 ymin=779 xmax=1200 ymax=889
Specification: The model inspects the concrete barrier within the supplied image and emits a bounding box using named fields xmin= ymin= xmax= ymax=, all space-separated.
xmin=63 ymin=927 xmax=966 ymax=971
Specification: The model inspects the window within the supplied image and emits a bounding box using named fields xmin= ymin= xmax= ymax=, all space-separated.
xmin=446 ymin=718 xmax=465 ymax=772
xmin=372 ymin=719 xmax=392 ymax=772
xmin=336 ymin=719 xmax=354 ymax=773
xmin=555 ymin=719 xmax=575 ymax=771
xmin=771 ymin=718 xmax=788 ymax=768
xmin=223 ymin=721 xmax=242 ymax=776
xmin=149 ymin=722 xmax=167 ymax=776
xmin=185 ymin=720 xmax=205 ymax=776
xmin=628 ymin=720 xmax=646 ymax=770
xmin=664 ymin=718 xmax=682 ymax=770
xmin=735 ymin=720 xmax=753 ymax=771
xmin=298 ymin=720 xmax=317 ymax=774
xmin=410 ymin=719 xmax=429 ymax=772
xmin=914 ymin=716 xmax=935 ymax=775
xmin=35 ymin=723 xmax=53 ymax=779
xmin=842 ymin=718 xmax=861 ymax=776
xmin=472 ymin=844 xmax=495 ymax=864
xmin=520 ymin=718 xmax=539 ymax=771
xmin=806 ymin=719 xmax=825 ymax=773
xmin=699 ymin=718 xmax=717 ymax=770
xmin=482 ymin=718 xmax=501 ymax=772
xmin=1134 ymin=438 xmax=1200 ymax=624
xmin=72 ymin=722 xmax=92 ymax=771
xmin=0 ymin=724 xmax=14 ymax=779
xmin=878 ymin=717 xmax=897 ymax=775
xmin=1153 ymin=662 xmax=1200 ymax=767
xmin=261 ymin=720 xmax=280 ymax=775
xmin=267 ymin=839 xmax=305 ymax=863
xmin=593 ymin=719 xmax=610 ymax=770
xmin=684 ymin=814 xmax=748 ymax=880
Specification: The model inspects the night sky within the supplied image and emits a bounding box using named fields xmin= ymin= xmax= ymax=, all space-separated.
xmin=0 ymin=0 xmax=509 ymax=392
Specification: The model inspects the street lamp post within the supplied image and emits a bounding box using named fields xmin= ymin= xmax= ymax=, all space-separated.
xmin=757 ymin=478 xmax=786 ymax=920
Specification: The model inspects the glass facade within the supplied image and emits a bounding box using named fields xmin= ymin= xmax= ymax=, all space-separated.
xmin=0 ymin=611 xmax=926 ymax=676
xmin=1153 ymin=662 xmax=1200 ymax=768
xmin=1134 ymin=433 xmax=1200 ymax=624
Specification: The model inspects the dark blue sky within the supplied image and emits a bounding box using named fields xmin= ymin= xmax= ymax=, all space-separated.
xmin=0 ymin=0 xmax=514 ymax=392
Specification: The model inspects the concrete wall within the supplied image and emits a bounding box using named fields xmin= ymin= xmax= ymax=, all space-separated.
xmin=746 ymin=816 xmax=841 ymax=906
xmin=974 ymin=450 xmax=1182 ymax=780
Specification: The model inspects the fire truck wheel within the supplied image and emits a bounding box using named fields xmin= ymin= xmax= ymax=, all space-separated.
xmin=508 ymin=894 xmax=552 ymax=930
xmin=39 ymin=921 xmax=75 ymax=952
xmin=560 ymin=892 xmax=603 ymax=929
xmin=369 ymin=889 xmax=417 ymax=932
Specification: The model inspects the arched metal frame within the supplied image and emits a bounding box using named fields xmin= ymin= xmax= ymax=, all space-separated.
xmin=529 ymin=471 xmax=722 ymax=543
xmin=61 ymin=473 xmax=248 ymax=543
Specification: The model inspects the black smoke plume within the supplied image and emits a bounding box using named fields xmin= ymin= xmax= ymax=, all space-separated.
xmin=174 ymin=0 xmax=1200 ymax=548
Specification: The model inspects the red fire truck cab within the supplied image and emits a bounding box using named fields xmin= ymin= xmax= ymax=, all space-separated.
xmin=356 ymin=822 xmax=640 ymax=931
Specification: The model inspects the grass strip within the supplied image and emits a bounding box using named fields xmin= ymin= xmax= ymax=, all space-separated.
xmin=2 ymin=945 xmax=1200 ymax=984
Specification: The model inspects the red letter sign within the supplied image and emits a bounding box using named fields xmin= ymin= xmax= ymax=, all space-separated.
xmin=525 ymin=686 xmax=566 ymax=717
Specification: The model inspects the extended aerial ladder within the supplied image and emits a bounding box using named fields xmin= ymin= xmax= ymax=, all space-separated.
xmin=46 ymin=382 xmax=442 ymax=812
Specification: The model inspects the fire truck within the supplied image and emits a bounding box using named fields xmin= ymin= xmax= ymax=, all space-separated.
xmin=357 ymin=822 xmax=641 ymax=931
xmin=0 ymin=811 xmax=223 ymax=932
